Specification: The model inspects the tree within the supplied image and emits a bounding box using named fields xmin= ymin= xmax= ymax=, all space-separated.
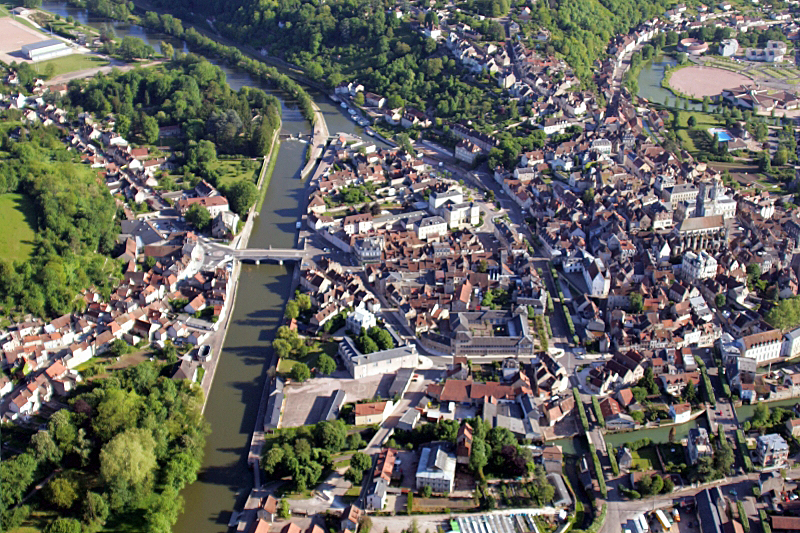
xmin=110 ymin=338 xmax=131 ymax=358
xmin=315 ymin=420 xmax=346 ymax=452
xmin=46 ymin=477 xmax=79 ymax=509
xmin=638 ymin=367 xmax=659 ymax=395
xmin=669 ymin=427 xmax=677 ymax=444
xmin=317 ymin=354 xmax=336 ymax=375
xmin=224 ymin=180 xmax=259 ymax=216
xmin=345 ymin=466 xmax=363 ymax=483
xmin=752 ymin=402 xmax=770 ymax=428
xmin=185 ymin=204 xmax=211 ymax=232
xmin=469 ymin=438 xmax=488 ymax=476
xmin=161 ymin=41 xmax=175 ymax=60
xmin=83 ymin=492 xmax=110 ymax=528
xmin=775 ymin=147 xmax=789 ymax=167
xmin=632 ymin=387 xmax=648 ymax=404
xmin=582 ymin=188 xmax=595 ymax=205
xmin=296 ymin=293 xmax=312 ymax=311
xmin=45 ymin=518 xmax=82 ymax=533
xmin=100 ymin=428 xmax=157 ymax=510
xmin=351 ymin=452 xmax=372 ymax=471
xmin=688 ymin=115 xmax=697 ymax=128
xmin=279 ymin=499 xmax=290 ymax=519
xmin=683 ymin=381 xmax=698 ymax=404
xmin=186 ymin=140 xmax=217 ymax=169
xmin=715 ymin=293 xmax=726 ymax=308
xmin=354 ymin=92 xmax=365 ymax=106
xmin=291 ymin=362 xmax=310 ymax=382
xmin=140 ymin=113 xmax=159 ymax=144
xmin=0 ymin=452 xmax=37 ymax=509
xmin=31 ymin=430 xmax=62 ymax=465
xmin=747 ymin=263 xmax=762 ymax=289
xmin=285 ymin=300 xmax=300 ymax=320
xmin=420 ymin=485 xmax=433 ymax=497
xmin=93 ymin=388 xmax=141 ymax=441
xmin=629 ymin=293 xmax=644 ymax=313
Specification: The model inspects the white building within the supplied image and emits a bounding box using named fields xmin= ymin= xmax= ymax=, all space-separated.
xmin=417 ymin=216 xmax=448 ymax=241
xmin=346 ymin=307 xmax=377 ymax=334
xmin=416 ymin=445 xmax=456 ymax=493
xmin=21 ymin=39 xmax=72 ymax=62
xmin=338 ymin=336 xmax=419 ymax=379
xmin=719 ymin=38 xmax=739 ymax=57
xmin=681 ymin=250 xmax=718 ymax=281
xmin=669 ymin=402 xmax=692 ymax=424
xmin=782 ymin=327 xmax=800 ymax=358
xmin=442 ymin=202 xmax=480 ymax=229
xmin=737 ymin=330 xmax=783 ymax=365
xmin=429 ymin=189 xmax=463 ymax=210
xmin=746 ymin=40 xmax=787 ymax=62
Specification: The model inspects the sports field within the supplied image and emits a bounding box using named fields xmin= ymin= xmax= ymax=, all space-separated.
xmin=0 ymin=17 xmax=69 ymax=64
xmin=669 ymin=65 xmax=752 ymax=97
xmin=0 ymin=193 xmax=37 ymax=262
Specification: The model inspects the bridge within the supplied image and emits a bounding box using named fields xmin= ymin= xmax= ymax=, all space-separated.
xmin=231 ymin=247 xmax=306 ymax=264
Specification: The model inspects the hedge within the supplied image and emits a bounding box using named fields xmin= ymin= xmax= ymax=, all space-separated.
xmin=737 ymin=501 xmax=750 ymax=533
xmin=700 ymin=366 xmax=716 ymax=407
xmin=592 ymin=396 xmax=605 ymax=428
xmin=571 ymin=504 xmax=607 ymax=533
xmin=607 ymin=443 xmax=619 ymax=476
xmin=736 ymin=429 xmax=753 ymax=472
xmin=760 ymin=510 xmax=771 ymax=533
xmin=587 ymin=443 xmax=607 ymax=498
xmin=574 ymin=388 xmax=589 ymax=432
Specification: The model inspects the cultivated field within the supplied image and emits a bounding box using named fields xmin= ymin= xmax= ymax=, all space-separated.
xmin=669 ymin=65 xmax=752 ymax=97
xmin=0 ymin=17 xmax=64 ymax=64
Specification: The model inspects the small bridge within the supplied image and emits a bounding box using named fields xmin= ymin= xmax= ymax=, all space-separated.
xmin=231 ymin=247 xmax=306 ymax=264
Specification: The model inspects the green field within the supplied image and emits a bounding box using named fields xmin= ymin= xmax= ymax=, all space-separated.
xmin=210 ymin=158 xmax=261 ymax=188
xmin=31 ymin=54 xmax=110 ymax=78
xmin=0 ymin=193 xmax=37 ymax=262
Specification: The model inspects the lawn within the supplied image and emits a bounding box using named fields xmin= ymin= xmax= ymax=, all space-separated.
xmin=277 ymin=340 xmax=338 ymax=375
xmin=658 ymin=443 xmax=687 ymax=468
xmin=631 ymin=446 xmax=660 ymax=471
xmin=32 ymin=54 xmax=109 ymax=78
xmin=210 ymin=158 xmax=261 ymax=189
xmin=0 ymin=192 xmax=37 ymax=262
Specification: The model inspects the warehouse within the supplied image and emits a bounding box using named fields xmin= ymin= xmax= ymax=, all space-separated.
xmin=21 ymin=39 xmax=71 ymax=61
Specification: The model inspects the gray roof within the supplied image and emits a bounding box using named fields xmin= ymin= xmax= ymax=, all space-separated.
xmin=322 ymin=389 xmax=346 ymax=422
xmin=696 ymin=488 xmax=724 ymax=533
xmin=264 ymin=378 xmax=285 ymax=430
xmin=417 ymin=444 xmax=456 ymax=482
xmin=341 ymin=335 xmax=418 ymax=367
xmin=547 ymin=473 xmax=573 ymax=508
xmin=21 ymin=39 xmax=68 ymax=52
xmin=389 ymin=368 xmax=415 ymax=397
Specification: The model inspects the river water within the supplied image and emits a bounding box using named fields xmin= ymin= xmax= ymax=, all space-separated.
xmin=636 ymin=56 xmax=706 ymax=112
xmin=37 ymin=3 xmax=379 ymax=530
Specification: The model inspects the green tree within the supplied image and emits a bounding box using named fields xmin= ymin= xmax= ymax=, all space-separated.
xmin=45 ymin=518 xmax=82 ymax=533
xmin=161 ymin=41 xmax=175 ymax=60
xmin=638 ymin=367 xmax=659 ymax=395
xmin=469 ymin=438 xmax=488 ymax=476
xmin=185 ymin=204 xmax=211 ymax=232
xmin=296 ymin=293 xmax=312 ymax=311
xmin=715 ymin=293 xmax=726 ymax=308
xmin=688 ymin=115 xmax=697 ymax=128
xmin=46 ymin=477 xmax=79 ymax=509
xmin=747 ymin=263 xmax=762 ymax=289
xmin=317 ymin=354 xmax=336 ymax=375
xmin=93 ymin=388 xmax=142 ymax=441
xmin=290 ymin=362 xmax=310 ymax=382
xmin=351 ymin=452 xmax=372 ymax=471
xmin=31 ymin=430 xmax=62 ymax=465
xmin=285 ymin=300 xmax=300 ymax=320
xmin=774 ymin=147 xmax=789 ymax=166
xmin=0 ymin=453 xmax=38 ymax=509
xmin=82 ymin=492 xmax=110 ymax=528
xmin=420 ymin=485 xmax=433 ymax=497
xmin=100 ymin=428 xmax=157 ymax=510
xmin=629 ymin=292 xmax=644 ymax=313
xmin=279 ymin=499 xmax=290 ymax=519
xmin=345 ymin=466 xmax=363 ymax=483
xmin=224 ymin=179 xmax=259 ymax=216
xmin=140 ymin=113 xmax=159 ymax=144
xmin=186 ymin=140 xmax=217 ymax=169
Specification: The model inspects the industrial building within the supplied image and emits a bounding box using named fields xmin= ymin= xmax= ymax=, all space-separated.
xmin=21 ymin=39 xmax=71 ymax=61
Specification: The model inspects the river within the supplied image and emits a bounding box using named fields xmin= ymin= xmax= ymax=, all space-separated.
xmin=37 ymin=3 xmax=381 ymax=531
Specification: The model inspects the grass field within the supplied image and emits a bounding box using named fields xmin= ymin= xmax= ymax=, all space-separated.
xmin=631 ymin=446 xmax=659 ymax=471
xmin=210 ymin=158 xmax=261 ymax=189
xmin=31 ymin=54 xmax=109 ymax=78
xmin=0 ymin=192 xmax=37 ymax=262
xmin=276 ymin=340 xmax=338 ymax=375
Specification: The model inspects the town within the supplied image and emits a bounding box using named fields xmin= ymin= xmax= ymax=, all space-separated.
xmin=9 ymin=0 xmax=800 ymax=532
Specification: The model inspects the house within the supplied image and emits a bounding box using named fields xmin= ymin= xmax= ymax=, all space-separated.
xmin=172 ymin=359 xmax=198 ymax=382
xmin=259 ymin=495 xmax=278 ymax=522
xmin=176 ymin=196 xmax=230 ymax=217
xmin=669 ymin=402 xmax=692 ymax=424
xmin=688 ymin=427 xmax=713 ymax=465
xmin=660 ymin=372 xmax=700 ymax=397
xmin=346 ymin=308 xmax=377 ymax=334
xmin=787 ymin=418 xmax=800 ymax=438
xmin=618 ymin=447 xmax=633 ymax=470
xmin=354 ymin=401 xmax=394 ymax=425
xmin=456 ymin=422 xmax=473 ymax=464
xmin=340 ymin=505 xmax=362 ymax=533
xmin=772 ymin=516 xmax=800 ymax=532
xmin=756 ymin=434 xmax=789 ymax=467
xmin=416 ymin=444 xmax=457 ymax=493
xmin=541 ymin=445 xmax=563 ymax=474
xmin=397 ymin=408 xmax=421 ymax=431
xmin=737 ymin=330 xmax=783 ymax=365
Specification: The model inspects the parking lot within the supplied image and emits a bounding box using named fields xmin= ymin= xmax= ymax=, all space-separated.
xmin=280 ymin=371 xmax=394 ymax=428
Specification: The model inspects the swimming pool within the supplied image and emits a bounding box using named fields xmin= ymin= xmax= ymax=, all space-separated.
xmin=708 ymin=127 xmax=732 ymax=142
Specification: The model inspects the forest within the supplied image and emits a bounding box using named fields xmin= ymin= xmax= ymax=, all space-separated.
xmin=0 ymin=362 xmax=208 ymax=533
xmin=0 ymin=125 xmax=118 ymax=319
xmin=68 ymin=55 xmax=281 ymax=159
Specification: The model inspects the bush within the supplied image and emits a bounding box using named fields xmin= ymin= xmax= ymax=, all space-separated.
xmin=752 ymin=486 xmax=761 ymax=498
xmin=737 ymin=501 xmax=750 ymax=533
xmin=761 ymin=510 xmax=772 ymax=533
xmin=420 ymin=485 xmax=432 ymax=497
xmin=592 ymin=396 xmax=605 ymax=428
xmin=574 ymin=388 xmax=589 ymax=432
xmin=587 ymin=443 xmax=607 ymax=498
xmin=607 ymin=443 xmax=619 ymax=476
xmin=700 ymin=367 xmax=716 ymax=406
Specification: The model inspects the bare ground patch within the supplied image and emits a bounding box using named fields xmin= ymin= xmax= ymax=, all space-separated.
xmin=668 ymin=65 xmax=752 ymax=97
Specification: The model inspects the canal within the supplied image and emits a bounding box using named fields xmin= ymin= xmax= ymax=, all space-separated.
xmin=38 ymin=3 xmax=381 ymax=531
